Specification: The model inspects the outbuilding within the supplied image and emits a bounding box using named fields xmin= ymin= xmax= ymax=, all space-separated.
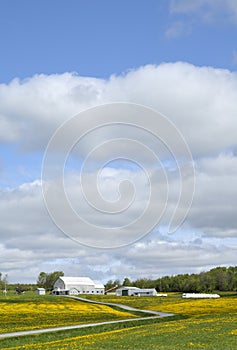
xmin=36 ymin=287 xmax=46 ymax=295
xmin=53 ymin=276 xmax=104 ymax=295
xmin=116 ymin=286 xmax=157 ymax=297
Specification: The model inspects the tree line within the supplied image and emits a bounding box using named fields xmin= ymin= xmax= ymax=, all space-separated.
xmin=0 ymin=271 xmax=63 ymax=293
xmin=105 ymin=266 xmax=237 ymax=292
xmin=1 ymin=266 xmax=237 ymax=293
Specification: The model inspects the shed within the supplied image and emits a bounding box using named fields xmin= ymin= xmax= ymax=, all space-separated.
xmin=53 ymin=276 xmax=104 ymax=295
xmin=116 ymin=286 xmax=157 ymax=297
xmin=36 ymin=288 xmax=46 ymax=295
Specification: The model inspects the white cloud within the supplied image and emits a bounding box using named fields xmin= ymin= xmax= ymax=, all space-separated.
xmin=187 ymin=153 xmax=237 ymax=236
xmin=120 ymin=238 xmax=237 ymax=278
xmin=1 ymin=63 xmax=237 ymax=282
xmin=0 ymin=73 xmax=105 ymax=149
xmin=169 ymin=0 xmax=237 ymax=24
xmin=165 ymin=21 xmax=191 ymax=38
xmin=0 ymin=157 xmax=237 ymax=282
xmin=166 ymin=1 xmax=237 ymax=40
xmin=1 ymin=63 xmax=237 ymax=159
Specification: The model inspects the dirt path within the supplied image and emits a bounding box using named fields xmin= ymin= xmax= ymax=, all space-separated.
xmin=68 ymin=295 xmax=174 ymax=317
xmin=0 ymin=296 xmax=174 ymax=339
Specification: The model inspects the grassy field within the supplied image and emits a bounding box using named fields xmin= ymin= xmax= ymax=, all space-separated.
xmin=0 ymin=292 xmax=236 ymax=349
xmin=0 ymin=292 xmax=137 ymax=334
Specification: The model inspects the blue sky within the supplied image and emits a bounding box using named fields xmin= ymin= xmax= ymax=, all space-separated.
xmin=0 ymin=0 xmax=237 ymax=83
xmin=1 ymin=0 xmax=237 ymax=283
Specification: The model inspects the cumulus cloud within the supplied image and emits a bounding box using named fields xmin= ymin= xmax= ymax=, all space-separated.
xmin=1 ymin=62 xmax=237 ymax=282
xmin=188 ymin=153 xmax=237 ymax=237
xmin=0 ymin=73 xmax=105 ymax=149
xmin=119 ymin=238 xmax=237 ymax=277
xmin=1 ymin=158 xmax=237 ymax=282
xmin=1 ymin=63 xmax=237 ymax=159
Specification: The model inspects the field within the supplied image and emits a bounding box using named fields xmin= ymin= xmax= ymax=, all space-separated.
xmin=0 ymin=292 xmax=236 ymax=349
xmin=0 ymin=293 xmax=136 ymax=334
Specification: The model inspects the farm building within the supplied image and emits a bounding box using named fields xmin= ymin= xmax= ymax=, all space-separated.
xmin=116 ymin=286 xmax=157 ymax=297
xmin=182 ymin=293 xmax=220 ymax=299
xmin=53 ymin=276 xmax=104 ymax=295
xmin=36 ymin=287 xmax=46 ymax=295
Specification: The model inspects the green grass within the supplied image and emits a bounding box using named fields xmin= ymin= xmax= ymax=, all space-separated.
xmin=0 ymin=292 xmax=237 ymax=349
xmin=0 ymin=292 xmax=138 ymax=334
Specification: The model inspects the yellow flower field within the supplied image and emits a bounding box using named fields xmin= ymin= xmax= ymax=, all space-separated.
xmin=3 ymin=310 xmax=237 ymax=350
xmin=0 ymin=293 xmax=136 ymax=334
xmin=0 ymin=293 xmax=237 ymax=349
xmin=87 ymin=293 xmax=237 ymax=317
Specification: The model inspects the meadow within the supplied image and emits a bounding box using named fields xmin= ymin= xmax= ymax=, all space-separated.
xmin=0 ymin=292 xmax=136 ymax=334
xmin=0 ymin=292 xmax=236 ymax=349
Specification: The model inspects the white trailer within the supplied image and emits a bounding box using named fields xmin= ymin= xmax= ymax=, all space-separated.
xmin=182 ymin=293 xmax=220 ymax=298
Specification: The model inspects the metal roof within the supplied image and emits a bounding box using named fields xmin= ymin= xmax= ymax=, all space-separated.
xmin=94 ymin=281 xmax=105 ymax=288
xmin=59 ymin=277 xmax=95 ymax=285
xmin=116 ymin=286 xmax=139 ymax=290
xmin=116 ymin=286 xmax=156 ymax=292
xmin=58 ymin=277 xmax=104 ymax=288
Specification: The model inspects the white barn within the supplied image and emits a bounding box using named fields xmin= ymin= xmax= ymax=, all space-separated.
xmin=116 ymin=286 xmax=157 ymax=297
xmin=53 ymin=277 xmax=104 ymax=295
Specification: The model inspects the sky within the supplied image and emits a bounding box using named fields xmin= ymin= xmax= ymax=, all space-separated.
xmin=0 ymin=0 xmax=237 ymax=284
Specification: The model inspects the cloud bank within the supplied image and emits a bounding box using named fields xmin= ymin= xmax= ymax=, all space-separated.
xmin=0 ymin=62 xmax=236 ymax=283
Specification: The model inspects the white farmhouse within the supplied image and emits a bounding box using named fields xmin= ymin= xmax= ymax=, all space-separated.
xmin=116 ymin=286 xmax=157 ymax=297
xmin=53 ymin=276 xmax=104 ymax=295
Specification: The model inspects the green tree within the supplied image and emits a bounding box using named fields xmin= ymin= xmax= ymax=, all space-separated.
xmin=37 ymin=272 xmax=47 ymax=288
xmin=104 ymin=279 xmax=121 ymax=292
xmin=104 ymin=280 xmax=114 ymax=291
xmin=37 ymin=271 xmax=64 ymax=291
xmin=122 ymin=277 xmax=132 ymax=286
xmin=46 ymin=271 xmax=64 ymax=291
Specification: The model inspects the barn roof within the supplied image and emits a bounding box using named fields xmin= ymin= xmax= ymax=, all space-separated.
xmin=116 ymin=286 xmax=156 ymax=292
xmin=94 ymin=281 xmax=104 ymax=289
xmin=116 ymin=286 xmax=139 ymax=291
xmin=59 ymin=277 xmax=95 ymax=286
xmin=57 ymin=277 xmax=104 ymax=288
